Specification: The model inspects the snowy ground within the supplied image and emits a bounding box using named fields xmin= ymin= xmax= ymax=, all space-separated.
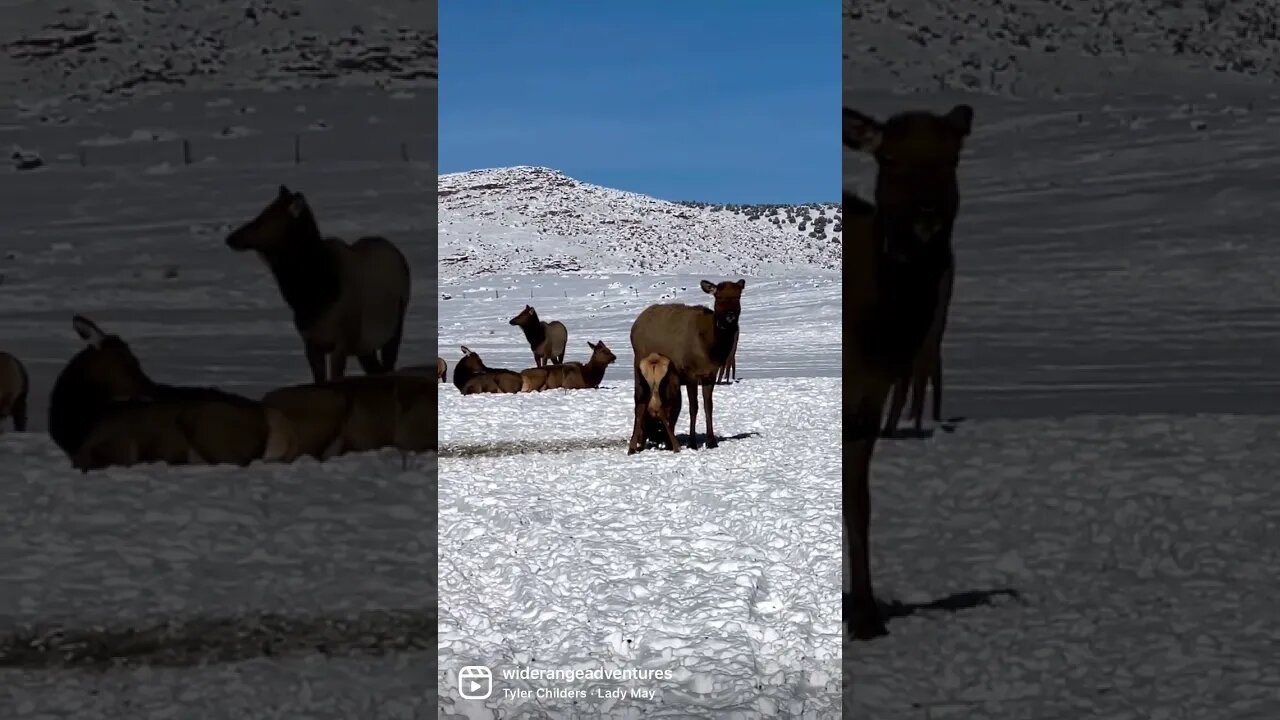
xmin=847 ymin=415 xmax=1280 ymax=719
xmin=0 ymin=8 xmax=437 ymax=711
xmin=438 ymin=379 xmax=841 ymax=719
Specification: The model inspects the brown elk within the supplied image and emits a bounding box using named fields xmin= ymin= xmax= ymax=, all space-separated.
xmin=453 ymin=346 xmax=522 ymax=395
xmin=627 ymin=353 xmax=681 ymax=454
xmin=437 ymin=357 xmax=447 ymax=382
xmin=0 ymin=350 xmax=30 ymax=432
xmin=510 ymin=305 xmax=568 ymax=367
xmin=843 ymin=103 xmax=974 ymax=640
xmin=262 ymin=373 xmax=435 ymax=461
xmin=520 ymin=340 xmax=617 ymax=392
xmin=715 ymin=328 xmax=739 ymax=384
xmin=48 ymin=316 xmax=295 ymax=471
xmin=881 ymin=265 xmax=953 ymax=436
xmin=630 ymin=279 xmax=744 ymax=450
xmin=225 ymin=185 xmax=412 ymax=383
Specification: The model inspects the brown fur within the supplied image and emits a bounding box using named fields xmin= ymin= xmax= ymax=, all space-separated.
xmin=509 ymin=305 xmax=568 ymax=367
xmin=843 ymin=103 xmax=974 ymax=641
xmin=225 ymin=185 xmax=411 ymax=383
xmin=0 ymin=350 xmax=30 ymax=432
xmin=453 ymin=346 xmax=522 ymax=395
xmin=628 ymin=353 xmax=681 ymax=453
xmin=261 ymin=374 xmax=435 ymax=461
xmin=882 ymin=265 xmax=954 ymax=435
xmin=629 ymin=279 xmax=743 ymax=450
xmin=715 ymin=327 xmax=739 ymax=384
xmin=437 ymin=357 xmax=447 ymax=382
xmin=49 ymin=316 xmax=291 ymax=471
xmin=519 ymin=341 xmax=617 ymax=392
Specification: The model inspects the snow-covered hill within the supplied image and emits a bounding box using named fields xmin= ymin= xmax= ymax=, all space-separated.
xmin=846 ymin=0 xmax=1280 ymax=98
xmin=0 ymin=0 xmax=436 ymax=114
xmin=438 ymin=166 xmax=841 ymax=283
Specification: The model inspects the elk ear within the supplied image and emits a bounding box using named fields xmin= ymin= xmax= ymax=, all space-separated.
xmin=843 ymin=108 xmax=883 ymax=153
xmin=278 ymin=184 xmax=291 ymax=197
xmin=72 ymin=315 xmax=107 ymax=348
xmin=588 ymin=341 xmax=597 ymax=350
xmin=944 ymin=104 xmax=974 ymax=137
xmin=460 ymin=345 xmax=471 ymax=356
xmin=735 ymin=279 xmax=746 ymax=289
xmin=700 ymin=280 xmax=716 ymax=294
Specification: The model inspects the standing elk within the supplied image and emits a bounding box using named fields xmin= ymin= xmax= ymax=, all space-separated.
xmin=628 ymin=352 xmax=682 ymax=453
xmin=0 ymin=350 xmax=30 ymax=432
xmin=520 ymin=340 xmax=616 ymax=392
xmin=510 ymin=305 xmax=568 ymax=367
xmin=716 ymin=328 xmax=738 ymax=384
xmin=630 ymin=279 xmax=744 ymax=450
xmin=225 ymin=185 xmax=411 ymax=383
xmin=881 ymin=264 xmax=953 ymax=436
xmin=843 ymin=103 xmax=974 ymax=640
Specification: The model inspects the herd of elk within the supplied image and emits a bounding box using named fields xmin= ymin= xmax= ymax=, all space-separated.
xmin=0 ymin=185 xmax=434 ymax=472
xmin=446 ymin=283 xmax=744 ymax=455
xmin=843 ymin=103 xmax=975 ymax=641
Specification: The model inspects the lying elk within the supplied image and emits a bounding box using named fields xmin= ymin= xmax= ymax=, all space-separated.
xmin=225 ymin=185 xmax=411 ymax=383
xmin=48 ymin=316 xmax=295 ymax=471
xmin=510 ymin=305 xmax=568 ymax=367
xmin=520 ymin=340 xmax=616 ymax=392
xmin=881 ymin=264 xmax=953 ymax=436
xmin=628 ymin=352 xmax=681 ymax=454
xmin=716 ymin=328 xmax=739 ymax=384
xmin=262 ymin=373 xmax=435 ymax=461
xmin=453 ymin=346 xmax=521 ymax=394
xmin=843 ymin=103 xmax=974 ymax=640
xmin=630 ymin=279 xmax=744 ymax=450
xmin=0 ymin=350 xmax=30 ymax=431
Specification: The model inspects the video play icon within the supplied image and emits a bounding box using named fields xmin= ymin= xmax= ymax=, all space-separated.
xmin=459 ymin=666 xmax=493 ymax=700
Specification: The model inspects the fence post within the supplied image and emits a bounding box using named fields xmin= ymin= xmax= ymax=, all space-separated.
xmin=182 ymin=138 xmax=191 ymax=166
xmin=494 ymin=290 xmax=498 ymax=299
xmin=400 ymin=142 xmax=409 ymax=162
xmin=293 ymin=134 xmax=301 ymax=164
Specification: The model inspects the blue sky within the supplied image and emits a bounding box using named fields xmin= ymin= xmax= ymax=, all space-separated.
xmin=440 ymin=3 xmax=839 ymax=203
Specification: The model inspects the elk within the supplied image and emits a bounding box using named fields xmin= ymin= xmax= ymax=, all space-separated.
xmin=509 ymin=305 xmax=568 ymax=367
xmin=843 ymin=103 xmax=974 ymax=640
xmin=0 ymin=350 xmax=29 ymax=432
xmin=630 ymin=279 xmax=744 ymax=450
xmin=261 ymin=373 xmax=435 ymax=461
xmin=881 ymin=265 xmax=953 ymax=436
xmin=627 ymin=352 xmax=681 ymax=454
xmin=225 ymin=185 xmax=411 ymax=383
xmin=437 ymin=357 xmax=447 ymax=382
xmin=48 ymin=316 xmax=295 ymax=471
xmin=520 ymin=340 xmax=616 ymax=392
xmin=453 ymin=346 xmax=521 ymax=395
xmin=716 ymin=328 xmax=739 ymax=384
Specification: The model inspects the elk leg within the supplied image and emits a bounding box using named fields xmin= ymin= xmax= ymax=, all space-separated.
xmin=846 ymin=410 xmax=888 ymax=640
xmin=628 ymin=402 xmax=646 ymax=454
xmin=329 ymin=353 xmax=348 ymax=381
xmin=881 ymin=376 xmax=909 ymax=437
xmin=357 ymin=353 xmax=384 ymax=375
xmin=662 ymin=413 xmax=681 ymax=452
xmin=931 ymin=352 xmax=944 ymax=423
xmin=304 ymin=342 xmax=327 ymax=383
xmin=702 ymin=382 xmax=716 ymax=449
xmin=686 ymin=383 xmax=699 ymax=450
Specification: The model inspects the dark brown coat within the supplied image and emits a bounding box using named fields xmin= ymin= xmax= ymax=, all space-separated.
xmin=843 ymin=103 xmax=974 ymax=640
xmin=453 ymin=346 xmax=522 ymax=395
xmin=509 ymin=305 xmax=568 ymax=367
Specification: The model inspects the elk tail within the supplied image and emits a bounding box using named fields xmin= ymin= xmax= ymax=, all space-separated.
xmin=641 ymin=354 xmax=668 ymax=416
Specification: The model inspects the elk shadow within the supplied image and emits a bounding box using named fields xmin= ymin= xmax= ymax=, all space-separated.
xmin=844 ymin=587 xmax=1024 ymax=629
xmin=882 ymin=415 xmax=968 ymax=440
xmin=673 ymin=430 xmax=760 ymax=447
xmin=0 ymin=607 xmax=435 ymax=670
